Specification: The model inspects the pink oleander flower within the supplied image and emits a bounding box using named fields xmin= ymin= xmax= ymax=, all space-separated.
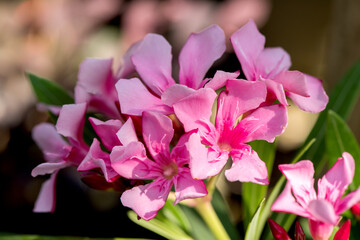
xmin=272 ymin=152 xmax=360 ymax=240
xmin=230 ymin=19 xmax=328 ymax=113
xmin=32 ymin=103 xmax=88 ymax=212
xmin=115 ymin=24 xmax=239 ymax=116
xmin=110 ymin=111 xmax=207 ymax=220
xmin=173 ymin=79 xmax=287 ymax=184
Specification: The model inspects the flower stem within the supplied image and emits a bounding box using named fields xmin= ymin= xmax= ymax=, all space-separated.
xmin=195 ymin=197 xmax=230 ymax=240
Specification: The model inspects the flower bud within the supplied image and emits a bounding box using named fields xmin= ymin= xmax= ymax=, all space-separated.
xmin=295 ymin=221 xmax=305 ymax=240
xmin=334 ymin=220 xmax=351 ymax=240
xmin=268 ymin=219 xmax=291 ymax=240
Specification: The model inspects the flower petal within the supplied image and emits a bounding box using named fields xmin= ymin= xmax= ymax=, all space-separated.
xmin=110 ymin=142 xmax=158 ymax=180
xmin=33 ymin=171 xmax=58 ymax=213
xmin=120 ymin=180 xmax=172 ymax=220
xmin=117 ymin=40 xmax=142 ymax=78
xmin=233 ymin=104 xmax=287 ymax=143
xmin=56 ymin=103 xmax=87 ymax=145
xmin=287 ymin=74 xmax=328 ymax=113
xmin=335 ymin=187 xmax=360 ymax=214
xmin=308 ymin=199 xmax=338 ymax=225
xmin=264 ymin=78 xmax=289 ymax=106
xmin=186 ymin=133 xmax=227 ymax=179
xmin=31 ymin=161 xmax=70 ymax=177
xmin=132 ymin=34 xmax=175 ymax=95
xmin=142 ymin=111 xmax=174 ymax=163
xmin=204 ymin=70 xmax=240 ymax=91
xmin=273 ymin=70 xmax=309 ymax=97
xmin=225 ymin=148 xmax=268 ymax=184
xmin=271 ymin=182 xmax=310 ymax=218
xmin=173 ymin=88 xmax=217 ymax=132
xmin=179 ymin=25 xmax=226 ymax=89
xmin=256 ymin=47 xmax=291 ymax=79
xmin=230 ymin=19 xmax=265 ymax=81
xmin=161 ymin=84 xmax=196 ymax=107
xmin=173 ymin=169 xmax=207 ymax=204
xmin=116 ymin=117 xmax=138 ymax=146
xmin=116 ymin=78 xmax=173 ymax=116
xmin=89 ymin=118 xmax=123 ymax=151
xmin=32 ymin=123 xmax=69 ymax=162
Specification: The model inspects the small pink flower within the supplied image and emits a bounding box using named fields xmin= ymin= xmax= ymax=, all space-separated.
xmin=110 ymin=111 xmax=207 ymax=220
xmin=272 ymin=152 xmax=360 ymax=240
xmin=174 ymin=79 xmax=287 ymax=184
xmin=230 ymin=19 xmax=328 ymax=113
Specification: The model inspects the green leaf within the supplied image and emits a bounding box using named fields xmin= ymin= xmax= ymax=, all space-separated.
xmin=303 ymin=60 xmax=360 ymax=172
xmin=27 ymin=73 xmax=74 ymax=106
xmin=244 ymin=199 xmax=265 ymax=240
xmin=243 ymin=141 xmax=276 ymax=227
xmin=127 ymin=211 xmax=192 ymax=240
xmin=326 ymin=110 xmax=360 ymax=190
xmin=162 ymin=200 xmax=191 ymax=233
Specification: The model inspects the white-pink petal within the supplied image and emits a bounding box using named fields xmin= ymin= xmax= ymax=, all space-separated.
xmin=335 ymin=187 xmax=360 ymax=214
xmin=273 ymin=71 xmax=309 ymax=97
xmin=308 ymin=199 xmax=338 ymax=225
xmin=33 ymin=171 xmax=58 ymax=213
xmin=116 ymin=117 xmax=138 ymax=146
xmin=179 ymin=25 xmax=226 ymax=89
xmin=31 ymin=161 xmax=70 ymax=177
xmin=204 ymin=70 xmax=240 ymax=91
xmin=161 ymin=84 xmax=196 ymax=107
xmin=256 ymin=47 xmax=291 ymax=79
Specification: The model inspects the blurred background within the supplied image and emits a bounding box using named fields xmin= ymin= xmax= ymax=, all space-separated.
xmin=1 ymin=0 xmax=360 ymax=238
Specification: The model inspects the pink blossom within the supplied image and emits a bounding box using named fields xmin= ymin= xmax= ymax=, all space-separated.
xmin=116 ymin=25 xmax=235 ymax=116
xmin=271 ymin=152 xmax=360 ymax=240
xmin=173 ymin=79 xmax=287 ymax=184
xmin=32 ymin=103 xmax=88 ymax=212
xmin=110 ymin=111 xmax=207 ymax=220
xmin=230 ymin=19 xmax=328 ymax=113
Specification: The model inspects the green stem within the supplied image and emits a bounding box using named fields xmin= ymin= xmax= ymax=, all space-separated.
xmin=195 ymin=198 xmax=230 ymax=240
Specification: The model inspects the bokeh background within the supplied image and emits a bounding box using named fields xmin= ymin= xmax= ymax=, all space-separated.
xmin=1 ymin=0 xmax=360 ymax=238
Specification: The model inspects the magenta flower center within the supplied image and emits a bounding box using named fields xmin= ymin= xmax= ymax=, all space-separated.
xmin=162 ymin=161 xmax=179 ymax=179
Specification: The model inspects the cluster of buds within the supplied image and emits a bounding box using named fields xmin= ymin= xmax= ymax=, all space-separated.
xmin=32 ymin=19 xmax=338 ymax=230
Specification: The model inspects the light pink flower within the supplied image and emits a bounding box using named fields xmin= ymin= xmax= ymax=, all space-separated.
xmin=110 ymin=111 xmax=207 ymax=220
xmin=116 ymin=25 xmax=236 ymax=116
xmin=271 ymin=152 xmax=360 ymax=240
xmin=173 ymin=79 xmax=287 ymax=184
xmin=230 ymin=19 xmax=328 ymax=113
xmin=32 ymin=103 xmax=88 ymax=212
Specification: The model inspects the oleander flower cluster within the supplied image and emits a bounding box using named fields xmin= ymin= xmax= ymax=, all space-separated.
xmin=31 ymin=20 xmax=329 ymax=222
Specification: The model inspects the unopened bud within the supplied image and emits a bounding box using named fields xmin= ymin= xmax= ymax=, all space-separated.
xmin=268 ymin=219 xmax=291 ymax=240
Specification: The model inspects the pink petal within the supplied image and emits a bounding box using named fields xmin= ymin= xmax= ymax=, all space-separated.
xmin=33 ymin=171 xmax=58 ymax=213
xmin=234 ymin=104 xmax=288 ymax=143
xmin=287 ymin=74 xmax=328 ymax=113
xmin=264 ymin=78 xmax=289 ymax=106
xmin=336 ymin=187 xmax=360 ymax=214
xmin=173 ymin=169 xmax=207 ymax=204
xmin=77 ymin=139 xmax=119 ymax=182
xmin=116 ymin=78 xmax=173 ymax=116
xmin=120 ymin=180 xmax=172 ymax=220
xmin=161 ymin=84 xmax=196 ymax=107
xmin=76 ymin=58 xmax=114 ymax=97
xmin=230 ymin=19 xmax=265 ymax=81
xmin=256 ymin=47 xmax=291 ymax=79
xmin=319 ymin=152 xmax=355 ymax=202
xmin=132 ymin=34 xmax=175 ymax=95
xmin=110 ymin=142 xmax=158 ymax=180
xmin=179 ymin=25 xmax=226 ymax=89
xmin=225 ymin=148 xmax=268 ymax=184
xmin=116 ymin=117 xmax=138 ymax=146
xmin=215 ymin=79 xmax=267 ymax=130
xmin=274 ymin=71 xmax=309 ymax=97
xmin=31 ymin=161 xmax=70 ymax=177
xmin=308 ymin=199 xmax=338 ymax=225
xmin=56 ymin=103 xmax=87 ymax=145
xmin=117 ymin=40 xmax=142 ymax=79
xmin=186 ymin=133 xmax=228 ymax=179
xmin=32 ymin=123 xmax=69 ymax=162
xmin=89 ymin=118 xmax=123 ymax=151
xmin=170 ymin=131 xmax=194 ymax=166
xmin=173 ymin=88 xmax=217 ymax=132
xmin=142 ymin=111 xmax=174 ymax=163
xmin=271 ymin=182 xmax=310 ymax=218
xmin=203 ymin=70 xmax=240 ymax=91
xmin=309 ymin=219 xmax=334 ymax=240
xmin=279 ymin=160 xmax=317 ymax=207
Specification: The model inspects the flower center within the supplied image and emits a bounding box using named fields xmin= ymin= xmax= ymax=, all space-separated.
xmin=218 ymin=142 xmax=232 ymax=151
xmin=162 ymin=162 xmax=178 ymax=179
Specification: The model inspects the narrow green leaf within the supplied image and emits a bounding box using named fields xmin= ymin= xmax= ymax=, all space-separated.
xmin=27 ymin=73 xmax=74 ymax=106
xmin=127 ymin=211 xmax=192 ymax=240
xmin=162 ymin=200 xmax=191 ymax=233
xmin=243 ymin=141 xmax=276 ymax=227
xmin=303 ymin=60 xmax=360 ymax=171
xmin=245 ymin=199 xmax=265 ymax=240
xmin=326 ymin=110 xmax=360 ymax=190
